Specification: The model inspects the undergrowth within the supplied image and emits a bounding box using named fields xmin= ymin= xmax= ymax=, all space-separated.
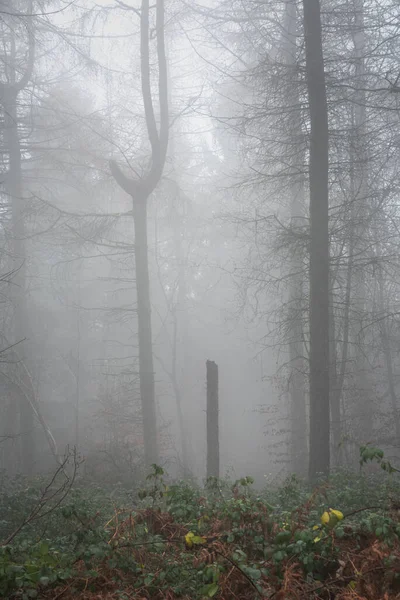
xmin=0 ymin=446 xmax=399 ymax=599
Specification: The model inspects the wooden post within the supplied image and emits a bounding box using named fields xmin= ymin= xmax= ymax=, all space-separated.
xmin=206 ymin=360 xmax=219 ymax=478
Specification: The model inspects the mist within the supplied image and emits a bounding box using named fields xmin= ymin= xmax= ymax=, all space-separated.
xmin=0 ymin=0 xmax=400 ymax=487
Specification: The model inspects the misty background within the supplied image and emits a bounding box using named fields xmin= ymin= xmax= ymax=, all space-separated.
xmin=1 ymin=0 xmax=400 ymax=484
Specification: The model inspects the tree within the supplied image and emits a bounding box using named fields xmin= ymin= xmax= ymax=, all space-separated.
xmin=110 ymin=0 xmax=169 ymax=467
xmin=282 ymin=0 xmax=308 ymax=476
xmin=302 ymin=0 xmax=330 ymax=479
xmin=0 ymin=1 xmax=35 ymax=473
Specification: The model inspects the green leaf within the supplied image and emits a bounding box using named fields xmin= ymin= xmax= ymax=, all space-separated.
xmin=201 ymin=582 xmax=219 ymax=597
xmin=274 ymin=531 xmax=291 ymax=544
xmin=244 ymin=567 xmax=261 ymax=580
xmin=273 ymin=550 xmax=286 ymax=562
xmin=39 ymin=543 xmax=49 ymax=556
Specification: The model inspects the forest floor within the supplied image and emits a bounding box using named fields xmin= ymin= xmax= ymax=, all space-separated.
xmin=1 ymin=450 xmax=400 ymax=600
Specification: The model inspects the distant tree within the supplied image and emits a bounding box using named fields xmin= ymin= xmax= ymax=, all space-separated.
xmin=110 ymin=0 xmax=169 ymax=467
xmin=0 ymin=1 xmax=36 ymax=473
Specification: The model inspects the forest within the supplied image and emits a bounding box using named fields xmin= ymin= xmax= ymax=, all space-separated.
xmin=1 ymin=0 xmax=400 ymax=598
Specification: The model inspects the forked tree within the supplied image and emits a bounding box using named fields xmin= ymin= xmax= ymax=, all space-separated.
xmin=110 ymin=0 xmax=169 ymax=467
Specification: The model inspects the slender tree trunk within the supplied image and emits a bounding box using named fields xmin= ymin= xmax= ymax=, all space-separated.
xmin=303 ymin=0 xmax=330 ymax=479
xmin=165 ymin=32 xmax=190 ymax=475
xmin=351 ymin=0 xmax=373 ymax=444
xmin=110 ymin=0 xmax=169 ymax=469
xmin=170 ymin=259 xmax=190 ymax=476
xmin=376 ymin=261 xmax=400 ymax=444
xmin=330 ymin=241 xmax=353 ymax=465
xmin=282 ymin=0 xmax=308 ymax=476
xmin=4 ymin=86 xmax=35 ymax=475
xmin=134 ymin=199 xmax=158 ymax=466
xmin=329 ymin=293 xmax=341 ymax=465
xmin=379 ymin=311 xmax=400 ymax=445
xmin=75 ymin=267 xmax=81 ymax=448
xmin=206 ymin=360 xmax=219 ymax=479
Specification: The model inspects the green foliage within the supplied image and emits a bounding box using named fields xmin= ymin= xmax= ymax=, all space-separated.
xmin=0 ymin=541 xmax=70 ymax=599
xmin=0 ymin=458 xmax=399 ymax=598
xmin=360 ymin=444 xmax=400 ymax=474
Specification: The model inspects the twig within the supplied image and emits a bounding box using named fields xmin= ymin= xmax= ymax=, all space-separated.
xmin=213 ymin=548 xmax=263 ymax=597
xmin=1 ymin=448 xmax=81 ymax=546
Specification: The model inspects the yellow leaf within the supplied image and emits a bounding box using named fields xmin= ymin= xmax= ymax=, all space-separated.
xmin=312 ymin=525 xmax=320 ymax=531
xmin=192 ymin=535 xmax=206 ymax=545
xmin=321 ymin=511 xmax=330 ymax=525
xmin=185 ymin=531 xmax=206 ymax=548
xmin=330 ymin=509 xmax=344 ymax=521
xmin=185 ymin=532 xmax=194 ymax=548
xmin=320 ymin=508 xmax=344 ymax=528
xmin=313 ymin=536 xmax=321 ymax=543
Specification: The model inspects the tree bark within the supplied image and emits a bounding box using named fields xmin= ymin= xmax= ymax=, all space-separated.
xmin=351 ymin=0 xmax=373 ymax=445
xmin=206 ymin=360 xmax=219 ymax=479
xmin=376 ymin=258 xmax=400 ymax=444
xmin=303 ymin=0 xmax=330 ymax=479
xmin=1 ymin=18 xmax=35 ymax=473
xmin=134 ymin=199 xmax=158 ymax=466
xmin=282 ymin=0 xmax=308 ymax=477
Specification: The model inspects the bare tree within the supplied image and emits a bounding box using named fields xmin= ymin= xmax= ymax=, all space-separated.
xmin=110 ymin=0 xmax=169 ymax=467
xmin=0 ymin=2 xmax=35 ymax=473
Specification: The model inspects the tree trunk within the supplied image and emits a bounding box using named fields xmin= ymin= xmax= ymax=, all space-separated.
xmin=170 ymin=257 xmax=191 ymax=476
xmin=206 ymin=360 xmax=219 ymax=479
xmin=283 ymin=0 xmax=308 ymax=477
xmin=110 ymin=0 xmax=169 ymax=469
xmin=351 ymin=0 xmax=373 ymax=445
xmin=134 ymin=199 xmax=159 ymax=466
xmin=329 ymin=293 xmax=341 ymax=465
xmin=329 ymin=245 xmax=352 ymax=465
xmin=165 ymin=33 xmax=191 ymax=476
xmin=3 ymin=86 xmax=35 ymax=475
xmin=376 ymin=261 xmax=400 ymax=444
xmin=303 ymin=0 xmax=330 ymax=479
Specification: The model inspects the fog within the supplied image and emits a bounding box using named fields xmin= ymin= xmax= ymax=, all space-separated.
xmin=1 ymin=0 xmax=400 ymax=484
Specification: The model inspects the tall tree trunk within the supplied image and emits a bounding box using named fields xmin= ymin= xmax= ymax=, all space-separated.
xmin=329 ymin=293 xmax=341 ymax=465
xmin=170 ymin=211 xmax=191 ymax=476
xmin=0 ymin=2 xmax=35 ymax=474
xmin=75 ymin=267 xmax=82 ymax=448
xmin=303 ymin=0 xmax=330 ymax=479
xmin=134 ymin=199 xmax=158 ymax=466
xmin=206 ymin=360 xmax=219 ymax=479
xmin=282 ymin=0 xmax=308 ymax=476
xmin=351 ymin=0 xmax=373 ymax=445
xmin=164 ymin=33 xmax=190 ymax=476
xmin=110 ymin=0 xmax=169 ymax=468
xmin=3 ymin=85 xmax=34 ymax=474
xmin=378 ymin=293 xmax=400 ymax=445
xmin=329 ymin=240 xmax=353 ymax=465
xmin=375 ymin=250 xmax=400 ymax=444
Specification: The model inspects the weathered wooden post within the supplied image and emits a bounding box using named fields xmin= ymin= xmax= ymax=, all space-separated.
xmin=206 ymin=360 xmax=219 ymax=478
